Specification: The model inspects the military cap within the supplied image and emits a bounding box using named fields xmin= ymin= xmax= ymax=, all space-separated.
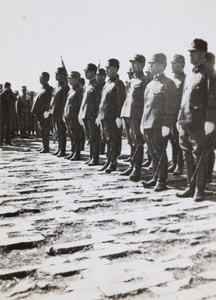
xmin=105 ymin=58 xmax=120 ymax=69
xmin=84 ymin=63 xmax=97 ymax=73
xmin=56 ymin=67 xmax=67 ymax=75
xmin=4 ymin=82 xmax=11 ymax=88
xmin=40 ymin=72 xmax=50 ymax=79
xmin=129 ymin=54 xmax=146 ymax=64
xmin=22 ymin=86 xmax=27 ymax=89
xmin=148 ymin=53 xmax=167 ymax=65
xmin=188 ymin=38 xmax=208 ymax=52
xmin=204 ymin=52 xmax=215 ymax=64
xmin=68 ymin=71 xmax=81 ymax=78
xmin=171 ymin=54 xmax=185 ymax=65
xmin=96 ymin=68 xmax=106 ymax=76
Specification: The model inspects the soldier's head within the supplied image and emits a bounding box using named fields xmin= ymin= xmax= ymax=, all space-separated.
xmin=22 ymin=86 xmax=27 ymax=95
xmin=148 ymin=53 xmax=167 ymax=75
xmin=0 ymin=84 xmax=3 ymax=91
xmin=79 ymin=78 xmax=85 ymax=88
xmin=84 ymin=63 xmax=97 ymax=80
xmin=188 ymin=38 xmax=208 ymax=66
xmin=204 ymin=52 xmax=215 ymax=70
xmin=4 ymin=82 xmax=11 ymax=90
xmin=68 ymin=71 xmax=81 ymax=86
xmin=55 ymin=67 xmax=67 ymax=82
xmin=15 ymin=90 xmax=19 ymax=97
xmin=105 ymin=59 xmax=119 ymax=78
xmin=96 ymin=68 xmax=106 ymax=84
xmin=39 ymin=72 xmax=50 ymax=86
xmin=171 ymin=54 xmax=185 ymax=74
xmin=129 ymin=54 xmax=145 ymax=74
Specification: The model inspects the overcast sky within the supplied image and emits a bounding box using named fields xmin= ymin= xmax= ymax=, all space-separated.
xmin=0 ymin=0 xmax=216 ymax=92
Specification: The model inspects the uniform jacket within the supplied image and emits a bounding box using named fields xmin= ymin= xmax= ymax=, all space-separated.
xmin=31 ymin=84 xmax=53 ymax=121
xmin=140 ymin=73 xmax=177 ymax=130
xmin=49 ymin=81 xmax=69 ymax=118
xmin=17 ymin=94 xmax=31 ymax=115
xmin=64 ymin=84 xmax=83 ymax=119
xmin=121 ymin=71 xmax=147 ymax=119
xmin=79 ymin=78 xmax=102 ymax=120
xmin=97 ymin=74 xmax=126 ymax=121
xmin=178 ymin=64 xmax=216 ymax=127
xmin=0 ymin=89 xmax=17 ymax=116
xmin=173 ymin=71 xmax=186 ymax=114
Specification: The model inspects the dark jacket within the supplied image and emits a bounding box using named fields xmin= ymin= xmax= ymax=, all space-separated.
xmin=31 ymin=84 xmax=53 ymax=121
xmin=97 ymin=74 xmax=126 ymax=121
xmin=49 ymin=81 xmax=69 ymax=118
xmin=64 ymin=84 xmax=83 ymax=119
xmin=79 ymin=78 xmax=102 ymax=119
xmin=121 ymin=71 xmax=147 ymax=119
xmin=0 ymin=89 xmax=17 ymax=116
xmin=178 ymin=64 xmax=216 ymax=127
xmin=140 ymin=73 xmax=177 ymax=130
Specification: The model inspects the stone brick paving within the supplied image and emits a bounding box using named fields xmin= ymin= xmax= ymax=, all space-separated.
xmin=0 ymin=136 xmax=216 ymax=300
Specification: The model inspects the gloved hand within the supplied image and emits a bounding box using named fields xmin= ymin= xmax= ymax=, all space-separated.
xmin=115 ymin=117 xmax=122 ymax=128
xmin=95 ymin=117 xmax=101 ymax=126
xmin=204 ymin=121 xmax=214 ymax=135
xmin=162 ymin=126 xmax=170 ymax=137
xmin=43 ymin=111 xmax=50 ymax=119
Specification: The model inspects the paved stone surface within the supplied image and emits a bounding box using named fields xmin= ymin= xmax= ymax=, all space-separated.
xmin=0 ymin=136 xmax=216 ymax=299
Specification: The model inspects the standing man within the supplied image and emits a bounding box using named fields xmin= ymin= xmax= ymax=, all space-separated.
xmin=44 ymin=67 xmax=69 ymax=157
xmin=96 ymin=58 xmax=126 ymax=173
xmin=140 ymin=53 xmax=177 ymax=191
xmin=177 ymin=39 xmax=216 ymax=201
xmin=78 ymin=63 xmax=102 ymax=165
xmin=31 ymin=72 xmax=53 ymax=153
xmin=17 ymin=86 xmax=31 ymax=138
xmin=168 ymin=55 xmax=186 ymax=175
xmin=0 ymin=82 xmax=17 ymax=146
xmin=63 ymin=71 xmax=83 ymax=160
xmin=120 ymin=54 xmax=147 ymax=182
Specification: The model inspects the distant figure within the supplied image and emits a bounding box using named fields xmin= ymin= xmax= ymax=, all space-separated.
xmin=17 ymin=86 xmax=31 ymax=138
xmin=31 ymin=72 xmax=53 ymax=153
xmin=0 ymin=82 xmax=17 ymax=145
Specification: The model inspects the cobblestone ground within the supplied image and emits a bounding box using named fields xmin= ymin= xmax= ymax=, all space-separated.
xmin=0 ymin=136 xmax=216 ymax=300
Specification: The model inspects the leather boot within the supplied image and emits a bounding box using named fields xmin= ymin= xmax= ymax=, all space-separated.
xmin=193 ymin=189 xmax=204 ymax=202
xmin=176 ymin=186 xmax=195 ymax=198
xmin=173 ymin=164 xmax=183 ymax=175
xmin=168 ymin=163 xmax=176 ymax=173
xmin=129 ymin=168 xmax=141 ymax=182
xmin=130 ymin=145 xmax=143 ymax=182
xmin=64 ymin=153 xmax=74 ymax=159
xmin=194 ymin=158 xmax=206 ymax=202
xmin=105 ymin=163 xmax=116 ymax=173
xmin=142 ymin=178 xmax=156 ymax=188
xmin=120 ymin=167 xmax=133 ymax=176
xmin=154 ymin=181 xmax=167 ymax=192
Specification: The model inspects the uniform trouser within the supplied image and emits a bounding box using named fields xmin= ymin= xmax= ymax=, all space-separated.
xmin=178 ymin=124 xmax=214 ymax=192
xmin=83 ymin=118 xmax=100 ymax=161
xmin=40 ymin=117 xmax=51 ymax=151
xmin=101 ymin=119 xmax=122 ymax=164
xmin=55 ymin=115 xmax=66 ymax=154
xmin=65 ymin=117 xmax=81 ymax=156
xmin=0 ymin=112 xmax=10 ymax=144
xmin=169 ymin=124 xmax=184 ymax=167
xmin=144 ymin=128 xmax=168 ymax=183
xmin=20 ymin=109 xmax=29 ymax=136
xmin=123 ymin=117 xmax=144 ymax=170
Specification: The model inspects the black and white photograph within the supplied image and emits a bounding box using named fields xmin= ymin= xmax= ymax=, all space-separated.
xmin=1 ymin=0 xmax=216 ymax=299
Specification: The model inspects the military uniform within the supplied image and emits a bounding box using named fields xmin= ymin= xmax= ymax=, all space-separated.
xmin=168 ymin=55 xmax=186 ymax=175
xmin=140 ymin=53 xmax=177 ymax=191
xmin=49 ymin=68 xmax=69 ymax=156
xmin=17 ymin=86 xmax=31 ymax=138
xmin=64 ymin=71 xmax=83 ymax=160
xmin=177 ymin=39 xmax=216 ymax=201
xmin=96 ymin=59 xmax=126 ymax=172
xmin=79 ymin=64 xmax=102 ymax=165
xmin=31 ymin=72 xmax=53 ymax=152
xmin=121 ymin=54 xmax=147 ymax=181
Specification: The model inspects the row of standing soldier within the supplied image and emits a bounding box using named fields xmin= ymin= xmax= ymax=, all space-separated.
xmin=5 ymin=37 xmax=216 ymax=203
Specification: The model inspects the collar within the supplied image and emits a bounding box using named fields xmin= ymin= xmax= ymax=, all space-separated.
xmin=108 ymin=74 xmax=119 ymax=83
xmin=133 ymin=71 xmax=144 ymax=79
xmin=174 ymin=71 xmax=185 ymax=79
xmin=153 ymin=73 xmax=165 ymax=81
xmin=192 ymin=63 xmax=205 ymax=73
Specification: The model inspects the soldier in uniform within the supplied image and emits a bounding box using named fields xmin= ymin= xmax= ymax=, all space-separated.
xmin=78 ymin=63 xmax=102 ymax=165
xmin=31 ymin=72 xmax=53 ymax=153
xmin=0 ymin=82 xmax=17 ymax=146
xmin=17 ymin=86 xmax=31 ymax=138
xmin=204 ymin=52 xmax=216 ymax=182
xmin=140 ymin=53 xmax=177 ymax=192
xmin=176 ymin=39 xmax=216 ymax=201
xmin=96 ymin=58 xmax=126 ymax=173
xmin=120 ymin=54 xmax=147 ymax=182
xmin=63 ymin=71 xmax=83 ymax=160
xmin=44 ymin=67 xmax=69 ymax=157
xmin=168 ymin=55 xmax=186 ymax=175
